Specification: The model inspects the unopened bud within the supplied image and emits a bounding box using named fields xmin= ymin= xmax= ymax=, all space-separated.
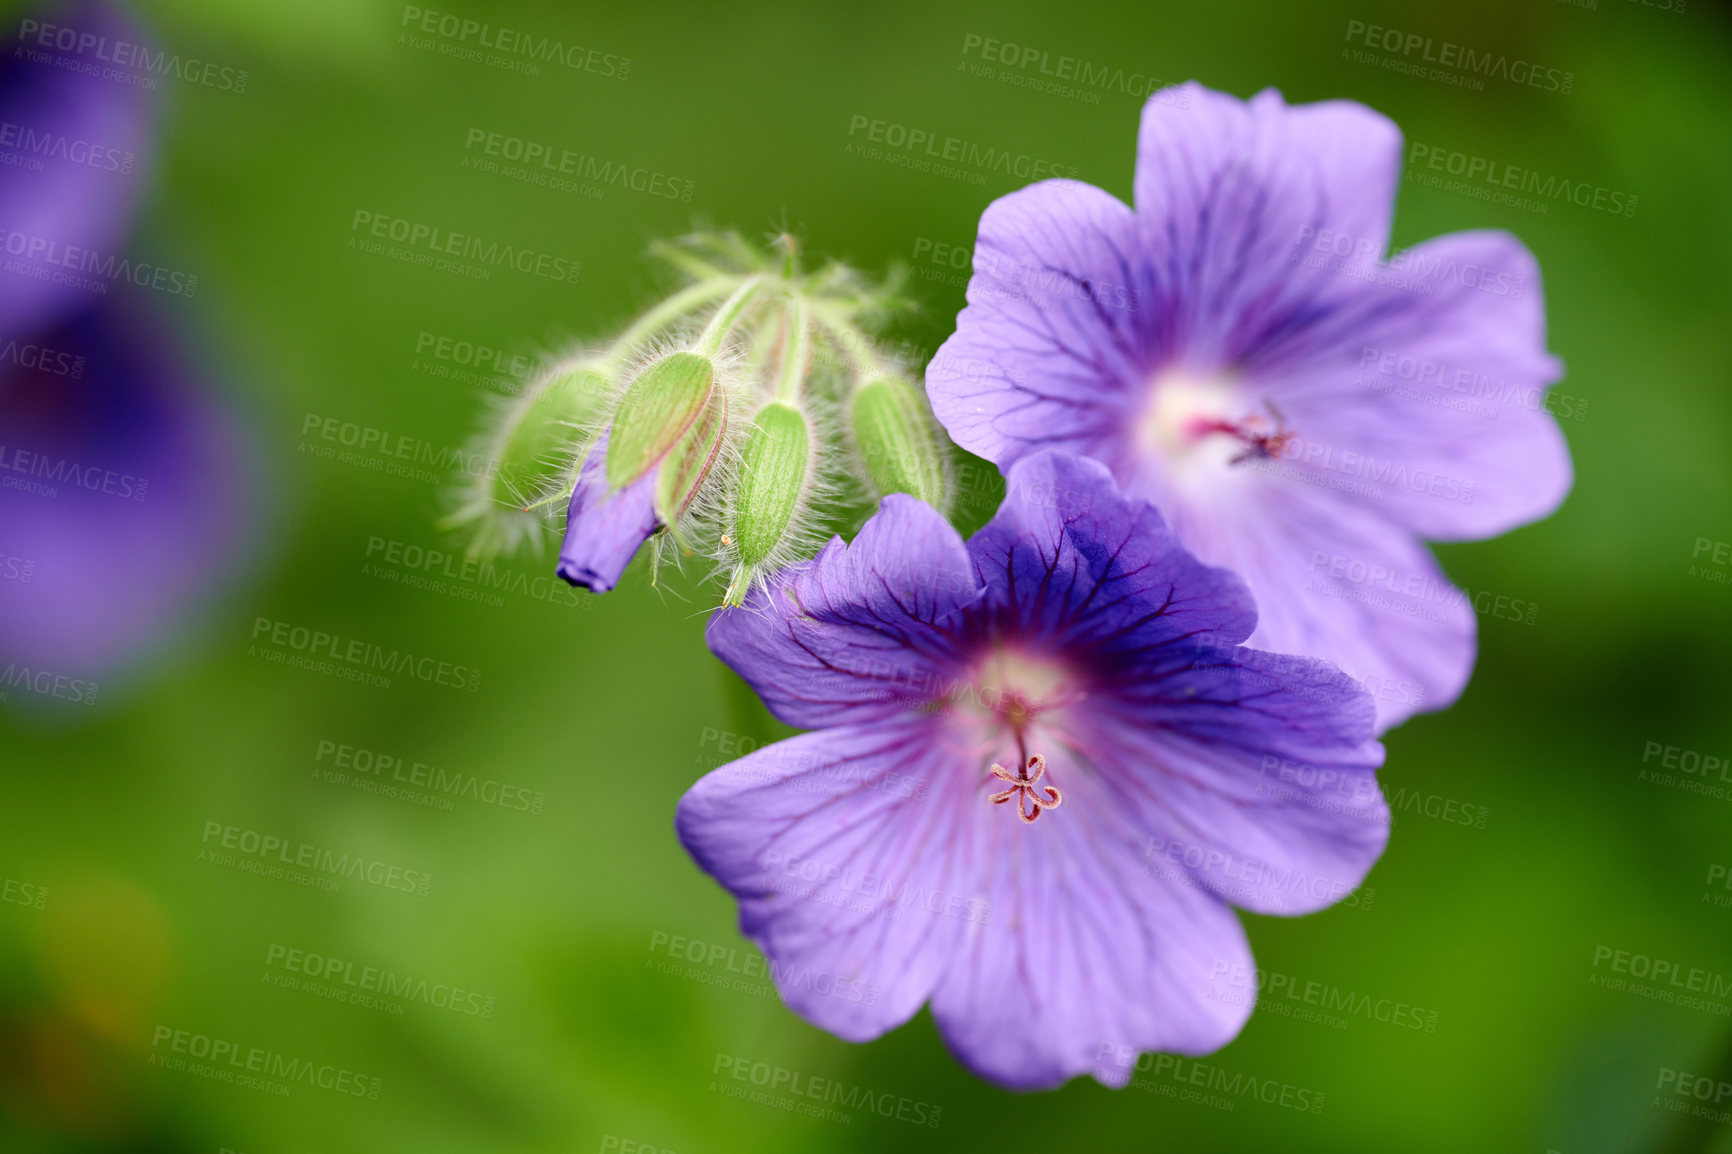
xmin=655 ymin=393 xmax=730 ymax=523
xmin=440 ymin=359 xmax=611 ymax=558
xmin=494 ymin=364 xmax=610 ymax=503
xmin=850 ymin=377 xmax=949 ymax=512
xmin=605 ymin=351 xmax=715 ymax=488
xmin=725 ymin=401 xmax=813 ymax=603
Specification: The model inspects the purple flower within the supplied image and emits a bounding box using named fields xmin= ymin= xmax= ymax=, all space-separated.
xmin=0 ymin=1 xmax=252 ymax=694
xmin=926 ymin=81 xmax=1572 ymax=729
xmin=0 ymin=302 xmax=251 ymax=682
xmin=677 ymin=451 xmax=1386 ymax=1090
xmin=0 ymin=0 xmax=153 ymax=340
xmin=556 ymin=430 xmax=661 ymax=593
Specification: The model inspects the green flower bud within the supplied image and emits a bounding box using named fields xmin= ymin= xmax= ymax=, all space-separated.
xmin=605 ymin=351 xmax=715 ymax=489
xmin=725 ymin=401 xmax=813 ymax=604
xmin=850 ymin=377 xmax=949 ymax=512
xmin=655 ymin=392 xmax=730 ymax=524
xmin=494 ymin=365 xmax=611 ymax=503
xmin=440 ymin=359 xmax=612 ymax=558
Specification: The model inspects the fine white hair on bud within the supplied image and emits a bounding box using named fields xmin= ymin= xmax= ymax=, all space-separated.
xmin=722 ymin=399 xmax=830 ymax=606
xmin=849 ymin=376 xmax=951 ymax=514
xmin=440 ymin=353 xmax=613 ymax=559
xmin=441 ymin=227 xmax=958 ymax=597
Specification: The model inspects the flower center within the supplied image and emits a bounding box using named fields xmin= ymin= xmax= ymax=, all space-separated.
xmin=959 ymin=648 xmax=1078 ymax=825
xmin=1134 ymin=371 xmax=1294 ymax=484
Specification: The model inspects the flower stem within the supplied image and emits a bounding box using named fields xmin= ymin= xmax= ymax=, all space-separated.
xmin=604 ymin=278 xmax=738 ymax=368
xmin=774 ymin=297 xmax=811 ymax=405
xmin=694 ymin=277 xmax=768 ymax=357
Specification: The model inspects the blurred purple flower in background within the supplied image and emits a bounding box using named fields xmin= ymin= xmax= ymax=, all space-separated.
xmin=678 ymin=452 xmax=1386 ymax=1090
xmin=927 ymin=81 xmax=1572 ymax=730
xmin=0 ymin=0 xmax=250 ymax=702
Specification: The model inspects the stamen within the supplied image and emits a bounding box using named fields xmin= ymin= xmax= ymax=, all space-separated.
xmin=987 ymin=753 xmax=1063 ymax=825
xmin=1189 ymin=399 xmax=1295 ymax=465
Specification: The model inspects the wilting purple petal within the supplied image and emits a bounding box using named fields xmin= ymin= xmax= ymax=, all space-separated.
xmin=679 ymin=452 xmax=1385 ymax=1090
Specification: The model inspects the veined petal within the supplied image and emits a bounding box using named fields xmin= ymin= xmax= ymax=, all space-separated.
xmin=706 ymin=494 xmax=984 ymax=729
xmin=1084 ymin=648 xmax=1387 ymax=916
xmin=965 ymin=451 xmax=1258 ymax=660
xmin=676 ymin=721 xmax=988 ymax=1042
xmin=1132 ymin=83 xmax=1402 ymax=366
xmin=1257 ymin=230 xmax=1571 ymax=541
xmin=926 ymin=180 xmax=1146 ymax=466
xmin=928 ymin=744 xmax=1254 ymax=1090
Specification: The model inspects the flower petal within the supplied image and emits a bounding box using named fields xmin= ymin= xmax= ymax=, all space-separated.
xmin=706 ymin=494 xmax=984 ymax=729
xmin=0 ymin=301 xmax=252 ymax=682
xmin=556 ymin=430 xmax=659 ymax=593
xmin=1263 ymin=229 xmax=1571 ymax=540
xmin=1132 ymin=83 xmax=1402 ymax=366
xmin=927 ymin=746 xmax=1254 ymax=1090
xmin=966 ymin=451 xmax=1259 ymax=657
xmin=676 ymin=721 xmax=989 ymax=1042
xmin=926 ymin=179 xmax=1145 ymax=466
xmin=1085 ymin=647 xmax=1388 ymax=916
xmin=0 ymin=0 xmax=155 ymax=340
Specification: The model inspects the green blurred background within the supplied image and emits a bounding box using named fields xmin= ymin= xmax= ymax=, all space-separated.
xmin=3 ymin=0 xmax=1731 ymax=1150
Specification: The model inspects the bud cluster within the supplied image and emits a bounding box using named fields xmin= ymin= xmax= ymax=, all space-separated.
xmin=443 ymin=230 xmax=956 ymax=604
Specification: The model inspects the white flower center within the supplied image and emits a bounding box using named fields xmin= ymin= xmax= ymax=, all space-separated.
xmin=1134 ymin=371 xmax=1290 ymax=491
